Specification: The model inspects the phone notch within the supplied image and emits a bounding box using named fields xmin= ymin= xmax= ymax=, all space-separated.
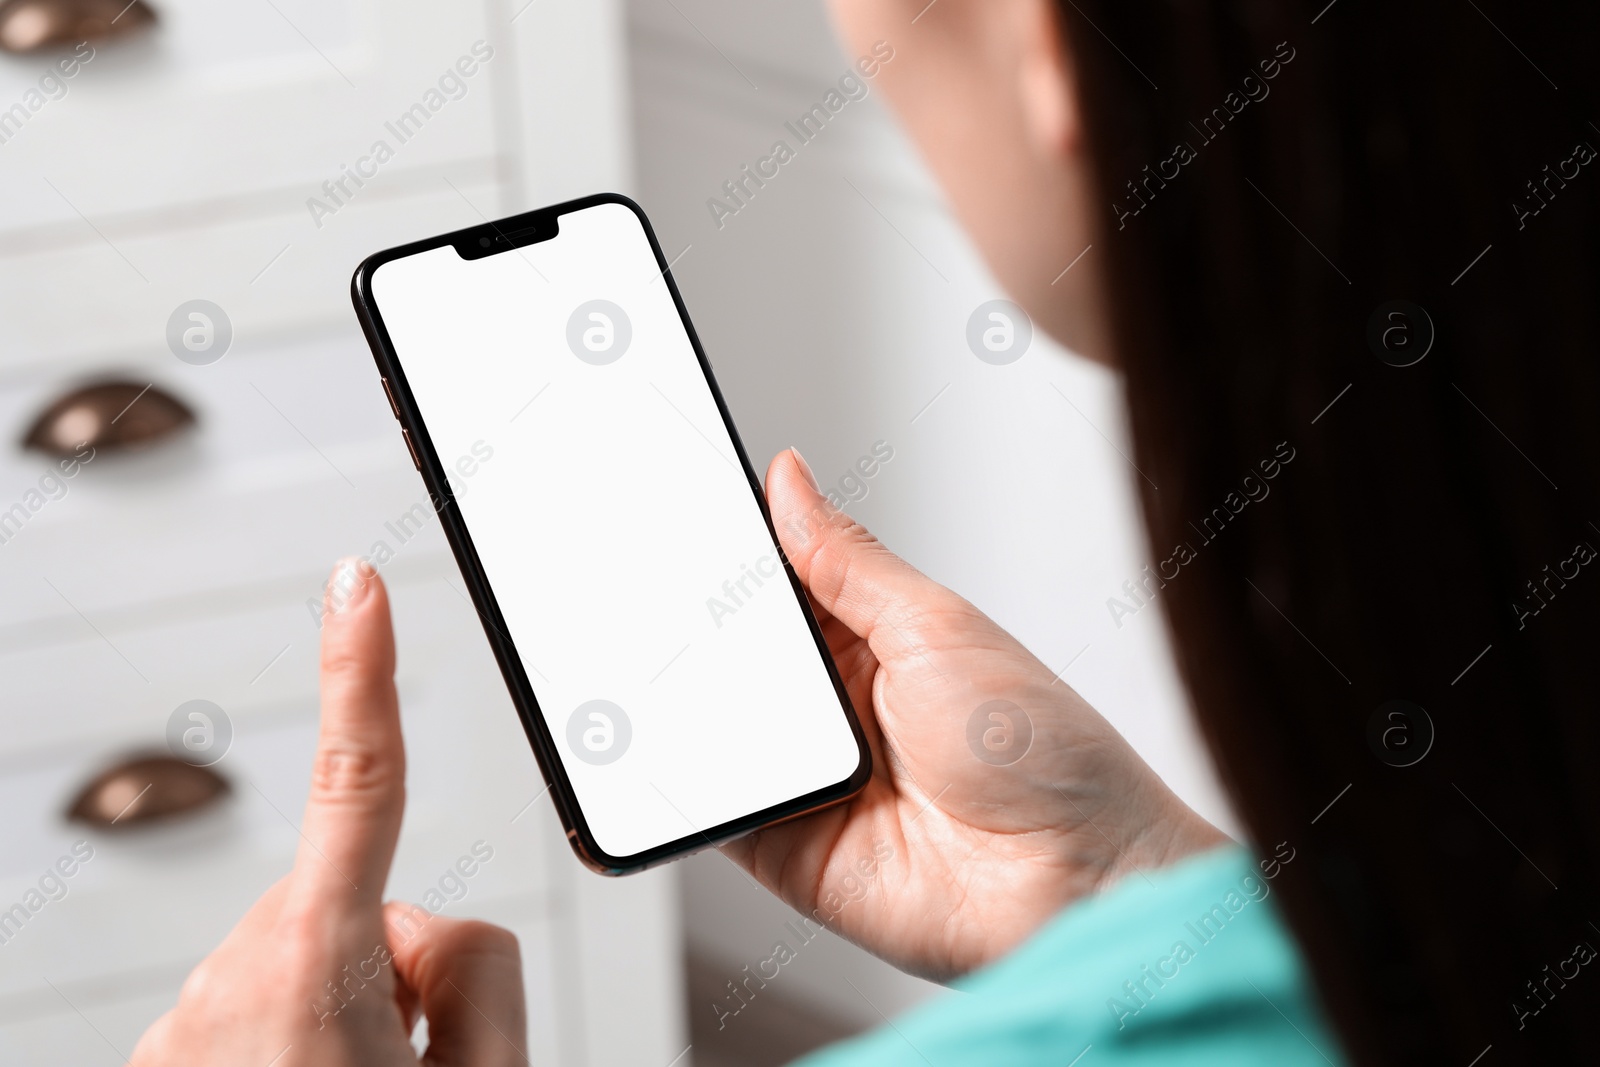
xmin=456 ymin=215 xmax=561 ymax=260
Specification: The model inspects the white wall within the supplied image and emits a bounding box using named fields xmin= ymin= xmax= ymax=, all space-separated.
xmin=625 ymin=0 xmax=1238 ymax=1034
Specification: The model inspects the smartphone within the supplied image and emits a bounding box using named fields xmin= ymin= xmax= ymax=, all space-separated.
xmin=351 ymin=193 xmax=871 ymax=874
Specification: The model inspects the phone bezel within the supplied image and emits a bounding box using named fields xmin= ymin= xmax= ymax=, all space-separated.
xmin=351 ymin=192 xmax=872 ymax=875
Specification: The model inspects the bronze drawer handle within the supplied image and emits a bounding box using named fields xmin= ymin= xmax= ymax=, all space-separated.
xmin=0 ymin=0 xmax=156 ymax=55
xmin=23 ymin=380 xmax=195 ymax=458
xmin=67 ymin=754 xmax=229 ymax=829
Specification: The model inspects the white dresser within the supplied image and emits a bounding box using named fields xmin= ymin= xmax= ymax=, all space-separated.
xmin=0 ymin=2 xmax=683 ymax=1063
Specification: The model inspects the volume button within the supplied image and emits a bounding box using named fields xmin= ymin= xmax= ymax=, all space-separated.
xmin=401 ymin=428 xmax=421 ymax=471
xmin=381 ymin=377 xmax=401 ymax=420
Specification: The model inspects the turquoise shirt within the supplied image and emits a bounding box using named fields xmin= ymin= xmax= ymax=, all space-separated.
xmin=796 ymin=846 xmax=1346 ymax=1066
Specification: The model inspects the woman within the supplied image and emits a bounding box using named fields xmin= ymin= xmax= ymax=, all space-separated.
xmin=131 ymin=0 xmax=1600 ymax=1063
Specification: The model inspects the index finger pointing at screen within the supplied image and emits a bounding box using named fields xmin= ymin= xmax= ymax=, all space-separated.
xmin=286 ymin=558 xmax=407 ymax=917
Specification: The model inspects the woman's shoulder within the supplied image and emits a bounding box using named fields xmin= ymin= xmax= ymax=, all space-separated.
xmin=794 ymin=845 xmax=1347 ymax=1067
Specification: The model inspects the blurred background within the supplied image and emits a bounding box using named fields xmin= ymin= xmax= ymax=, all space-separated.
xmin=0 ymin=1 xmax=1234 ymax=1063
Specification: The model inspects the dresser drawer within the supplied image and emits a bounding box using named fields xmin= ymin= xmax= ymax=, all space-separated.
xmin=0 ymin=0 xmax=499 ymax=229
xmin=0 ymin=568 xmax=560 ymax=1025
xmin=0 ymin=0 xmax=631 ymax=363
xmin=0 ymin=327 xmax=437 ymax=626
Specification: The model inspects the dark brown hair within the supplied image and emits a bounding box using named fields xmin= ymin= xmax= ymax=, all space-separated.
xmin=1059 ymin=0 xmax=1600 ymax=1060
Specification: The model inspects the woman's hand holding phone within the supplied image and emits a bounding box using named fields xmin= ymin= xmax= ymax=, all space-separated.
xmin=722 ymin=450 xmax=1228 ymax=983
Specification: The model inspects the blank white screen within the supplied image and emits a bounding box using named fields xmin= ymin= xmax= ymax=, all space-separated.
xmin=371 ymin=202 xmax=861 ymax=860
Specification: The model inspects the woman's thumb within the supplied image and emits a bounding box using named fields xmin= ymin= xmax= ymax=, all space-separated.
xmin=384 ymin=903 xmax=527 ymax=1067
xmin=766 ymin=448 xmax=957 ymax=656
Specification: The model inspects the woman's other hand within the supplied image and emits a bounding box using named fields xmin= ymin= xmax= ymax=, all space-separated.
xmin=130 ymin=561 xmax=528 ymax=1067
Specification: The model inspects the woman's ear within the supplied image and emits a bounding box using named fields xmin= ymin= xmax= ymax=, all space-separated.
xmin=824 ymin=0 xmax=1112 ymax=362
xmin=1018 ymin=0 xmax=1078 ymax=159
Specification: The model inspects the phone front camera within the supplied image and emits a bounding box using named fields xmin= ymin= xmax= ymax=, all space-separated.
xmin=479 ymin=237 xmax=492 ymax=248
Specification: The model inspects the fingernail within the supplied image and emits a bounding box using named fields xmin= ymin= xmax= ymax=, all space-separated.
xmin=326 ymin=557 xmax=372 ymax=615
xmin=791 ymin=447 xmax=820 ymax=493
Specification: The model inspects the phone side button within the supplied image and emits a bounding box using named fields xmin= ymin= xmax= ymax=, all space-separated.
xmin=380 ymin=377 xmax=402 ymax=420
xmin=401 ymin=428 xmax=421 ymax=471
